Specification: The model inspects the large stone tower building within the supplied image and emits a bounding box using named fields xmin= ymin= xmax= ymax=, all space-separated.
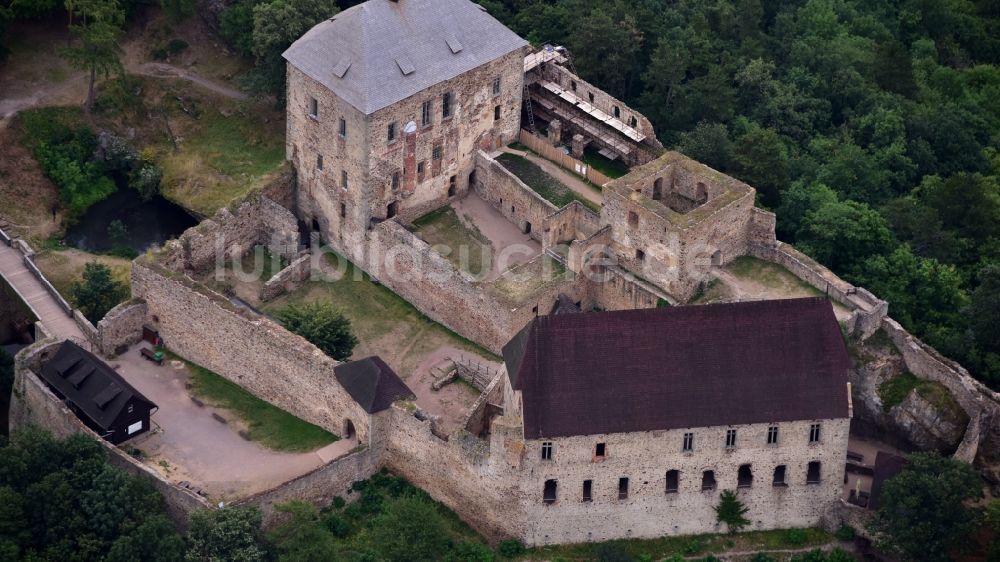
xmin=283 ymin=0 xmax=529 ymax=259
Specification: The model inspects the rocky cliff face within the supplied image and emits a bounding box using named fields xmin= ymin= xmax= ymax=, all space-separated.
xmin=887 ymin=391 xmax=968 ymax=453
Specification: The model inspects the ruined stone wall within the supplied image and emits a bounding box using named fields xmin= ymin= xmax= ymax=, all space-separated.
xmin=131 ymin=259 xmax=372 ymax=442
xmin=160 ymin=193 xmax=299 ymax=273
xmin=749 ymin=208 xmax=778 ymax=246
xmin=519 ymin=418 xmax=851 ymax=545
xmin=542 ymin=201 xmax=600 ymax=249
xmin=382 ymin=406 xmax=528 ymax=542
xmin=236 ymin=447 xmax=380 ymax=526
xmin=96 ymin=300 xmax=148 ymax=357
xmin=583 ymin=267 xmax=662 ymax=311
xmin=473 ymin=151 xmax=557 ymax=243
xmin=10 ymin=343 xmax=211 ymax=528
xmin=260 ymin=254 xmax=311 ymax=302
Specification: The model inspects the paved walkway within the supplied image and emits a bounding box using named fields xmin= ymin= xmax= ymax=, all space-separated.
xmin=499 ymin=146 xmax=603 ymax=206
xmin=0 ymin=242 xmax=86 ymax=341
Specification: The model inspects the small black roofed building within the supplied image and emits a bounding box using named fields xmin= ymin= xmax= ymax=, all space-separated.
xmin=334 ymin=356 xmax=415 ymax=437
xmin=39 ymin=341 xmax=157 ymax=444
xmin=500 ymin=298 xmax=855 ymax=543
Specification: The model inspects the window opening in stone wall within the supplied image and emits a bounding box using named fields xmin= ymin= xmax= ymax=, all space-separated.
xmin=613 ymin=105 xmax=620 ymax=118
xmin=541 ymin=442 xmax=553 ymax=460
xmin=725 ymin=429 xmax=737 ymax=449
xmin=635 ymin=249 xmax=645 ymax=261
xmin=523 ymin=221 xmax=532 ymax=235
xmin=341 ymin=170 xmax=348 ymax=189
xmin=807 ymin=461 xmax=821 ymax=484
xmin=387 ymin=201 xmax=398 ymax=219
xmin=682 ymin=432 xmax=694 ymax=452
xmin=588 ymin=92 xmax=594 ymax=103
xmin=582 ymin=479 xmax=593 ymax=502
xmin=312 ymin=219 xmax=321 ymax=232
xmin=767 ymin=425 xmax=779 ymax=445
xmin=339 ymin=203 xmax=346 ymax=218
xmin=595 ymin=443 xmax=606 ymax=458
xmin=543 ymin=479 xmax=557 ymax=504
xmin=629 ymin=116 xmax=637 ymax=128
xmin=570 ymin=80 xmax=577 ymax=91
xmin=773 ymin=465 xmax=787 ymax=486
xmin=339 ymin=117 xmax=347 ymax=138
xmin=309 ymin=97 xmax=318 ymax=118
xmin=469 ymin=169 xmax=477 ymax=188
xmin=421 ymin=100 xmax=432 ymax=126
xmin=493 ymin=77 xmax=501 ymax=96
xmin=316 ymin=154 xmax=323 ymax=170
xmin=388 ymin=122 xmax=396 ymax=143
xmin=448 ymin=175 xmax=457 ymax=196
xmin=809 ymin=423 xmax=821 ymax=443
xmin=665 ymin=470 xmax=679 ymax=493
xmin=627 ymin=211 xmax=638 ymax=227
xmin=494 ymin=105 xmax=501 ymax=121
xmin=392 ymin=172 xmax=400 ymax=190
xmin=737 ymin=464 xmax=753 ymax=488
xmin=702 ymin=470 xmax=716 ymax=491
xmin=442 ymin=92 xmax=452 ymax=118
xmin=432 ymin=146 xmax=442 ymax=161
xmin=653 ymin=177 xmax=663 ymax=200
xmin=618 ymin=477 xmax=629 ymax=500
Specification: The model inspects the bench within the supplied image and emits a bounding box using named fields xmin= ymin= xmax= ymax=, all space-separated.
xmin=141 ymin=348 xmax=164 ymax=365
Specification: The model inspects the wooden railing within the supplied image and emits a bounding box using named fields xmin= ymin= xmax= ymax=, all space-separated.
xmin=517 ymin=130 xmax=614 ymax=187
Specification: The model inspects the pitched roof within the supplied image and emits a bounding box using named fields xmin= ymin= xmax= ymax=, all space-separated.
xmin=869 ymin=452 xmax=908 ymax=510
xmin=334 ymin=356 xmax=415 ymax=413
xmin=502 ymin=298 xmax=852 ymax=439
xmin=39 ymin=341 xmax=156 ymax=431
xmin=282 ymin=0 xmax=528 ymax=114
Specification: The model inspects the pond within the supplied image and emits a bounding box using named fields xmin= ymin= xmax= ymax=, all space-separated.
xmin=65 ymin=187 xmax=198 ymax=253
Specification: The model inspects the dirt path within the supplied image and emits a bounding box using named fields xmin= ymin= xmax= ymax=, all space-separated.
xmin=500 ymin=146 xmax=603 ymax=206
xmin=130 ymin=62 xmax=247 ymax=100
xmin=406 ymin=344 xmax=500 ymax=436
xmin=451 ymin=192 xmax=542 ymax=282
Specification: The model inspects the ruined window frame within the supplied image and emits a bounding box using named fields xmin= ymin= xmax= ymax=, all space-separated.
xmin=316 ymin=154 xmax=323 ymax=171
xmin=493 ymin=105 xmax=501 ymax=121
xmin=421 ymin=100 xmax=433 ymax=127
xmin=582 ymin=479 xmax=593 ymax=502
xmin=627 ymin=211 xmax=639 ymax=228
xmin=806 ymin=461 xmax=821 ymax=484
xmin=773 ymin=465 xmax=787 ymax=487
xmin=737 ymin=464 xmax=753 ymax=488
xmin=391 ymin=172 xmax=400 ymax=190
xmin=442 ymin=92 xmax=453 ymax=119
xmin=387 ymin=122 xmax=397 ymax=144
xmin=432 ymin=145 xmax=442 ymax=161
xmin=594 ymin=442 xmax=606 ymax=458
xmin=492 ymin=76 xmax=502 ymax=96
xmin=665 ymin=470 xmax=679 ymax=494
xmin=617 ymin=477 xmax=629 ymax=500
xmin=543 ymin=479 xmax=558 ymax=504
xmin=701 ymin=470 xmax=716 ymax=491
xmin=341 ymin=170 xmax=348 ymax=190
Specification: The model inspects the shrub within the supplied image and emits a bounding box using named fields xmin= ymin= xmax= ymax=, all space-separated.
xmin=331 ymin=495 xmax=346 ymax=509
xmin=322 ymin=513 xmax=350 ymax=538
xmin=783 ymin=528 xmax=808 ymax=547
xmin=71 ymin=262 xmax=129 ymax=323
xmin=151 ymin=47 xmax=168 ymax=61
xmin=276 ymin=301 xmax=358 ymax=360
xmin=369 ymin=496 xmax=449 ymax=562
xmin=750 ymin=554 xmax=776 ymax=562
xmin=497 ymin=539 xmax=525 ymax=557
xmin=166 ymin=38 xmax=188 ymax=53
xmin=447 ymin=542 xmax=494 ymax=562
xmin=834 ymin=525 xmax=856 ymax=541
xmin=596 ymin=543 xmax=635 ymax=562
xmin=130 ymin=162 xmax=162 ymax=200
xmin=714 ymin=490 xmax=750 ymax=532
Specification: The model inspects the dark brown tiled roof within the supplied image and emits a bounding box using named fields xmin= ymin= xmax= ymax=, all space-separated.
xmin=502 ymin=298 xmax=852 ymax=439
xmin=334 ymin=356 xmax=415 ymax=414
xmin=869 ymin=451 xmax=908 ymax=510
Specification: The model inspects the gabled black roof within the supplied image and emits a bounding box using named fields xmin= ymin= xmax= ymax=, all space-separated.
xmin=39 ymin=341 xmax=156 ymax=431
xmin=502 ymin=298 xmax=852 ymax=439
xmin=334 ymin=356 xmax=415 ymax=413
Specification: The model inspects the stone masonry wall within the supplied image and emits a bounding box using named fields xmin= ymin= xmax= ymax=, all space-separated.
xmin=96 ymin=300 xmax=148 ymax=356
xmin=260 ymin=254 xmax=311 ymax=302
xmin=519 ymin=418 xmax=851 ymax=545
xmin=131 ymin=259 xmax=372 ymax=442
xmin=473 ymin=150 xmax=557 ymax=242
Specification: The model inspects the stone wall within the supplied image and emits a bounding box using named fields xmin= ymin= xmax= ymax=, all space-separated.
xmin=519 ymin=418 xmax=851 ymax=545
xmin=10 ymin=341 xmax=211 ymax=527
xmin=131 ymin=259 xmax=372 ymax=442
xmin=235 ymin=447 xmax=379 ymax=526
xmin=473 ymin=151 xmax=558 ymax=242
xmin=96 ymin=299 xmax=148 ymax=356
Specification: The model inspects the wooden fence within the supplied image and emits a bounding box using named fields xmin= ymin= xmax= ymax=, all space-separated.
xmin=517 ymin=130 xmax=613 ymax=187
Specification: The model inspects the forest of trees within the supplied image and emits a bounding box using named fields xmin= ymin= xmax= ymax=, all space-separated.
xmin=472 ymin=0 xmax=1000 ymax=389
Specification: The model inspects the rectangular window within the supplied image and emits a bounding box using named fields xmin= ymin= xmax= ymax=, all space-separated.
xmin=618 ymin=477 xmax=629 ymax=500
xmin=493 ymin=105 xmax=501 ymax=121
xmin=737 ymin=464 xmax=753 ymax=488
xmin=341 ymin=170 xmax=348 ymax=189
xmin=432 ymin=146 xmax=442 ymax=161
xmin=308 ymin=97 xmax=318 ymax=118
xmin=543 ymin=479 xmax=557 ymax=504
xmin=339 ymin=117 xmax=347 ymax=138
xmin=725 ymin=429 xmax=737 ymax=449
xmin=627 ymin=211 xmax=639 ymax=227
xmin=682 ymin=432 xmax=694 ymax=452
xmin=665 ymin=470 xmax=679 ymax=494
xmin=701 ymin=470 xmax=716 ymax=491
xmin=387 ymin=122 xmax=396 ymax=143
xmin=595 ymin=443 xmax=606 ymax=458
xmin=773 ymin=465 xmax=787 ymax=486
xmin=767 ymin=425 xmax=779 ymax=445
xmin=442 ymin=92 xmax=452 ymax=118
xmin=492 ymin=76 xmax=501 ymax=96
xmin=582 ymin=479 xmax=593 ymax=502
xmin=339 ymin=203 xmax=346 ymax=218
xmin=635 ymin=249 xmax=645 ymax=261
xmin=421 ymin=100 xmax=432 ymax=126
xmin=807 ymin=461 xmax=821 ymax=484
xmin=809 ymin=423 xmax=821 ymax=443
xmin=391 ymin=172 xmax=400 ymax=190
xmin=541 ymin=442 xmax=553 ymax=461
xmin=316 ymin=154 xmax=323 ymax=171
xmin=417 ymin=161 xmax=425 ymax=174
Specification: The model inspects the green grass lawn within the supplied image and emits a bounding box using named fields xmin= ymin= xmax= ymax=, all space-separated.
xmin=411 ymin=207 xmax=494 ymax=278
xmin=582 ymin=147 xmax=630 ymax=179
xmin=496 ymin=153 xmax=599 ymax=212
xmin=878 ymin=371 xmax=967 ymax=420
xmin=168 ymin=352 xmax=338 ymax=452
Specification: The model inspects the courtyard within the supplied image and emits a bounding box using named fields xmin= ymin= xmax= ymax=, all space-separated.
xmin=109 ymin=345 xmax=353 ymax=500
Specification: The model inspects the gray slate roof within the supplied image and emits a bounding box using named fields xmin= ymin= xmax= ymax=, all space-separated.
xmin=334 ymin=356 xmax=415 ymax=413
xmin=283 ymin=0 xmax=529 ymax=115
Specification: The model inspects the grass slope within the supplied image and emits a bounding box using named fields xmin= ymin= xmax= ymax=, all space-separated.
xmin=497 ymin=152 xmax=599 ymax=212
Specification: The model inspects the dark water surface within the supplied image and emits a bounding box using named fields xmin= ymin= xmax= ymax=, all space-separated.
xmin=65 ymin=188 xmax=197 ymax=252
